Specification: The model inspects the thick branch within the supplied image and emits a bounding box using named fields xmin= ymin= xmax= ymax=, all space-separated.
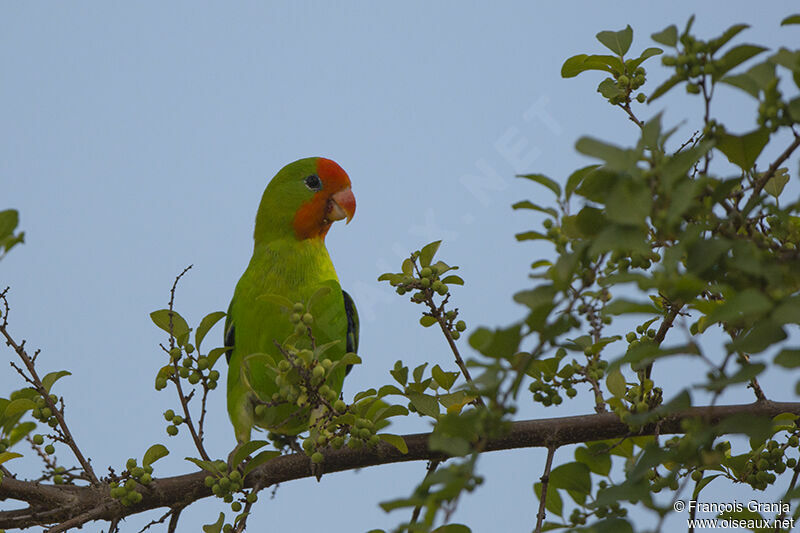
xmin=2 ymin=400 xmax=799 ymax=530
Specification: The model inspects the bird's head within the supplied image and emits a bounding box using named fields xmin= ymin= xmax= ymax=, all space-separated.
xmin=254 ymin=157 xmax=356 ymax=242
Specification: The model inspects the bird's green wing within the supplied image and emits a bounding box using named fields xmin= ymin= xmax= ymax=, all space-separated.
xmin=342 ymin=289 xmax=358 ymax=375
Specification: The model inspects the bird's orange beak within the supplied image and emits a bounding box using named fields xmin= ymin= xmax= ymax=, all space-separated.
xmin=328 ymin=187 xmax=356 ymax=223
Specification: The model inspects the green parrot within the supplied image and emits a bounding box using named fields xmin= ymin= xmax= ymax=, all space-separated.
xmin=225 ymin=157 xmax=358 ymax=443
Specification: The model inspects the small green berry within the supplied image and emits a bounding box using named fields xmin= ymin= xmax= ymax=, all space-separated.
xmin=33 ymin=434 xmax=44 ymax=445
xmin=166 ymin=425 xmax=178 ymax=436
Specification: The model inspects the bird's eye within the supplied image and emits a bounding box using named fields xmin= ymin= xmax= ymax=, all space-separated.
xmin=304 ymin=174 xmax=322 ymax=191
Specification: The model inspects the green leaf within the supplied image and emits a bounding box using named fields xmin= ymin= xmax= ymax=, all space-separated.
xmin=230 ymin=440 xmax=270 ymax=468
xmin=4 ymin=398 xmax=36 ymax=418
xmin=692 ymin=474 xmax=721 ymax=499
xmin=775 ymin=349 xmax=800 ymax=368
xmin=515 ymin=230 xmax=548 ymax=242
xmin=41 ymin=371 xmax=71 ymax=393
xmin=408 ymin=393 xmax=440 ymax=418
xmin=185 ymin=456 xmax=224 ymax=475
xmin=648 ymin=72 xmax=683 ymax=102
xmin=707 ymin=24 xmax=750 ymax=55
xmin=588 ymin=518 xmax=634 ymax=533
xmin=242 ymin=450 xmax=281 ymax=478
xmin=712 ymin=44 xmax=768 ymax=82
xmin=517 ymin=173 xmax=561 ymax=197
xmin=549 ymin=461 xmax=591 ymax=494
xmin=374 ymin=404 xmax=408 ymax=420
xmin=377 ymin=384 xmax=403 ymax=398
xmin=307 ymin=286 xmax=332 ymax=310
xmin=511 ymin=200 xmax=558 ymax=218
xmin=589 ymin=225 xmax=650 ymax=256
xmin=412 ymin=363 xmax=428 ymax=383
xmin=0 ymin=451 xmax=23 ymax=466
xmin=597 ymin=78 xmax=626 ymax=101
xmin=789 ymin=97 xmax=800 ymax=122
xmin=534 ymin=481 xmax=564 ymax=517
xmin=705 ymin=363 xmax=766 ymax=391
xmin=764 ymin=168 xmax=790 ymax=198
xmin=441 ymin=275 xmax=464 ymax=286
xmin=715 ymin=128 xmax=770 ymax=171
xmin=428 ymin=431 xmax=470 ymax=457
xmin=419 ymin=240 xmax=442 ymax=267
xmin=467 ymin=324 xmax=521 ymax=359
xmin=203 ymin=513 xmax=225 ymax=533
xmin=575 ymin=167 xmax=618 ymax=203
xmin=419 ymin=315 xmax=437 ymax=328
xmin=603 ymin=299 xmax=659 ymax=315
xmin=627 ymin=47 xmax=663 ymax=70
xmin=561 ymin=54 xmax=618 ymax=78
xmin=390 ymin=361 xmax=408 ymax=386
xmin=354 ymin=388 xmax=377 ymax=402
xmin=781 ymin=14 xmax=800 ymax=25
xmin=575 ymin=443 xmax=612 ymax=476
xmin=651 ymin=25 xmax=678 ymax=47
xmin=575 ymin=137 xmax=636 ymax=171
xmin=195 ymin=311 xmax=226 ymax=350
xmin=206 ymin=346 xmax=229 ymax=368
xmin=575 ymin=206 xmax=606 ymax=237
xmin=706 ymin=288 xmax=772 ymax=325
xmin=565 ymin=165 xmax=601 ymax=200
xmin=720 ymin=73 xmax=761 ymax=98
xmin=150 ymin=309 xmax=191 ymax=345
xmin=596 ymin=25 xmax=633 ymax=57
xmin=432 ymin=525 xmax=471 ymax=533
xmin=142 ymin=444 xmax=169 ymax=467
xmin=432 ymin=365 xmax=458 ymax=390
xmin=605 ymin=368 xmax=627 ymax=397
xmin=606 ymin=181 xmax=652 ymax=227
xmin=0 ymin=210 xmax=19 ymax=241
xmin=401 ymin=258 xmax=413 ymax=275
xmin=728 ymin=320 xmax=786 ymax=354
xmin=378 ymin=433 xmax=408 ymax=454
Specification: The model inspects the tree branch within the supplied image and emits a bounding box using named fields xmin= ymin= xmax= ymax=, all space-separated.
xmin=3 ymin=400 xmax=799 ymax=530
xmin=534 ymin=445 xmax=557 ymax=533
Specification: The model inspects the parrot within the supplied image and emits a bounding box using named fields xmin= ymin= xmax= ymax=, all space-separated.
xmin=225 ymin=157 xmax=358 ymax=444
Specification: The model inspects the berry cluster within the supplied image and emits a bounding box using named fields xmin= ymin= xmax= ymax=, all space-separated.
xmin=758 ymin=79 xmax=795 ymax=132
xmin=259 ymin=305 xmax=346 ymax=414
xmin=568 ymin=483 xmax=628 ymax=526
xmin=604 ymin=62 xmax=647 ymax=106
xmin=603 ymin=250 xmax=661 ymax=276
xmin=109 ymin=458 xmax=153 ymax=506
xmin=379 ymin=242 xmax=465 ymax=340
xmin=205 ymin=467 xmax=246 ymax=505
xmin=738 ymin=436 xmax=799 ymax=490
xmin=30 ymin=393 xmax=60 ymax=430
xmin=156 ymin=343 xmax=221 ymax=391
xmin=162 ymin=409 xmax=184 ymax=436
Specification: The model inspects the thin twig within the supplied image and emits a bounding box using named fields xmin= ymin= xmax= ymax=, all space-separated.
xmin=410 ymin=459 xmax=442 ymax=524
xmin=0 ymin=292 xmax=99 ymax=484
xmin=164 ymin=266 xmax=211 ymax=462
xmin=743 ymin=131 xmax=800 ymax=214
xmin=534 ymin=445 xmax=557 ymax=533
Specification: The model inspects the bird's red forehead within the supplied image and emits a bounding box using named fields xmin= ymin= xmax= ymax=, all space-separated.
xmin=316 ymin=157 xmax=351 ymax=189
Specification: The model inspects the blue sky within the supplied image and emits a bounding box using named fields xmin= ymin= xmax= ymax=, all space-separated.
xmin=3 ymin=2 xmax=799 ymax=531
